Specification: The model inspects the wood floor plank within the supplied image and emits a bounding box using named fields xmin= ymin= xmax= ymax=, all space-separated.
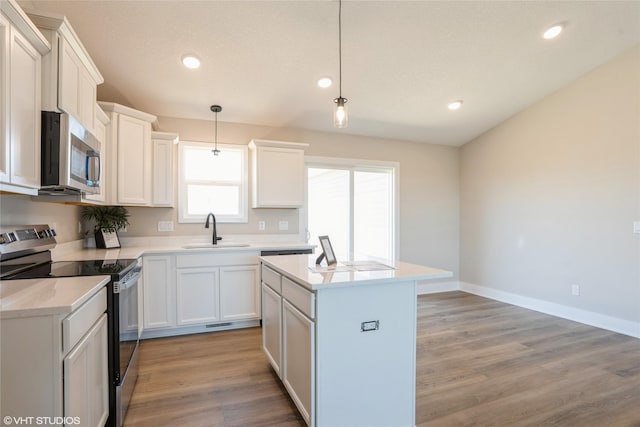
xmin=125 ymin=292 xmax=640 ymax=427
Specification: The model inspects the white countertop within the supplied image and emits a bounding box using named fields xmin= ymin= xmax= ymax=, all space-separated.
xmin=53 ymin=241 xmax=314 ymax=262
xmin=0 ymin=240 xmax=312 ymax=318
xmin=0 ymin=275 xmax=109 ymax=319
xmin=260 ymin=254 xmax=453 ymax=290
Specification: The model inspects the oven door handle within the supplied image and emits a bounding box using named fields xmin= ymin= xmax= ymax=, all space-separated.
xmin=113 ymin=268 xmax=141 ymax=293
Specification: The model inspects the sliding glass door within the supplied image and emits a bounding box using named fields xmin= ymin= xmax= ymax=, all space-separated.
xmin=306 ymin=160 xmax=397 ymax=261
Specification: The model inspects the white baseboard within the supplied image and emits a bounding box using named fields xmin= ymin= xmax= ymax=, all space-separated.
xmin=458 ymin=281 xmax=640 ymax=339
xmin=417 ymin=280 xmax=460 ymax=295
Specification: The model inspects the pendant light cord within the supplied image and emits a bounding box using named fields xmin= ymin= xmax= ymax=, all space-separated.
xmin=214 ymin=110 xmax=218 ymax=151
xmin=338 ymin=0 xmax=343 ymax=98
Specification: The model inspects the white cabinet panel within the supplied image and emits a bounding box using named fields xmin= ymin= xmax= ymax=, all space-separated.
xmin=176 ymin=267 xmax=219 ymax=325
xmin=89 ymin=313 xmax=109 ymax=427
xmin=220 ymin=265 xmax=260 ymax=321
xmin=63 ymin=313 xmax=108 ymax=427
xmin=0 ymin=13 xmax=9 ymax=183
xmin=58 ymin=36 xmax=96 ymax=133
xmin=100 ymin=102 xmax=155 ymax=206
xmin=7 ymin=25 xmax=40 ymax=189
xmin=78 ymin=69 xmax=96 ymax=132
xmin=1 ymin=2 xmax=49 ymax=195
xmin=117 ymin=114 xmax=151 ymax=205
xmin=151 ymin=133 xmax=176 ymax=207
xmin=143 ymin=255 xmax=175 ymax=330
xmin=59 ymin=37 xmax=80 ymax=118
xmin=261 ymin=282 xmax=282 ymax=375
xmin=282 ymin=299 xmax=314 ymax=425
xmin=249 ymin=139 xmax=308 ymax=208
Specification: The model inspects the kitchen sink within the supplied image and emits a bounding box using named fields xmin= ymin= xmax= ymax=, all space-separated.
xmin=182 ymin=243 xmax=251 ymax=249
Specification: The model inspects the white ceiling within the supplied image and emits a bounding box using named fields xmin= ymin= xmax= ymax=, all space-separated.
xmin=20 ymin=0 xmax=640 ymax=146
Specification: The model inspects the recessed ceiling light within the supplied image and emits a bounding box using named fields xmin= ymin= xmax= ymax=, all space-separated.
xmin=543 ymin=24 xmax=563 ymax=40
xmin=182 ymin=54 xmax=201 ymax=69
xmin=447 ymin=100 xmax=463 ymax=111
xmin=317 ymin=77 xmax=332 ymax=88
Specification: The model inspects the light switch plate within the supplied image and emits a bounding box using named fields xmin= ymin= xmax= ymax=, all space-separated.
xmin=634 ymin=221 xmax=640 ymax=234
xmin=258 ymin=221 xmax=266 ymax=231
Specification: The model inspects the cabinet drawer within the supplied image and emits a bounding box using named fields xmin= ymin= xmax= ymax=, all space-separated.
xmin=282 ymin=277 xmax=315 ymax=319
xmin=261 ymin=265 xmax=281 ymax=294
xmin=176 ymin=252 xmax=259 ymax=268
xmin=62 ymin=287 xmax=107 ymax=353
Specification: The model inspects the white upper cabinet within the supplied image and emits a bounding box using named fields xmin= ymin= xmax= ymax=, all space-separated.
xmin=249 ymin=139 xmax=308 ymax=208
xmin=0 ymin=0 xmax=50 ymax=195
xmin=151 ymin=131 xmax=178 ymax=207
xmin=58 ymin=36 xmax=97 ymax=133
xmin=99 ymin=102 xmax=156 ymax=206
xmin=26 ymin=9 xmax=103 ymax=135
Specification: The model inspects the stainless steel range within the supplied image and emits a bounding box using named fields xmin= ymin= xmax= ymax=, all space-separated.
xmin=0 ymin=224 xmax=141 ymax=427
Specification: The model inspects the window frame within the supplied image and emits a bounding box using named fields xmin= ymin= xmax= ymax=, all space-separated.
xmin=304 ymin=156 xmax=400 ymax=260
xmin=178 ymin=141 xmax=249 ymax=224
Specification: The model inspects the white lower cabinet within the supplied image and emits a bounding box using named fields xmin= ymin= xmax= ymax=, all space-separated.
xmin=261 ymin=265 xmax=315 ymax=426
xmin=63 ymin=313 xmax=109 ymax=427
xmin=282 ymin=299 xmax=314 ymax=425
xmin=142 ymin=251 xmax=261 ymax=338
xmin=176 ymin=267 xmax=220 ymax=325
xmin=220 ymin=265 xmax=260 ymax=321
xmin=0 ymin=285 xmax=108 ymax=427
xmin=261 ymin=261 xmax=419 ymax=427
xmin=261 ymin=283 xmax=282 ymax=374
xmin=142 ymin=255 xmax=176 ymax=330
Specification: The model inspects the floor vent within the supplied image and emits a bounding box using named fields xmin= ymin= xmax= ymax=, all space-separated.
xmin=206 ymin=323 xmax=232 ymax=328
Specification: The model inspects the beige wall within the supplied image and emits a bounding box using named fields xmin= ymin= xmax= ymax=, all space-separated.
xmin=460 ymin=45 xmax=640 ymax=322
xmin=0 ymin=194 xmax=82 ymax=243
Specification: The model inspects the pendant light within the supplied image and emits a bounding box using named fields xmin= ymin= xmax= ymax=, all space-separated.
xmin=210 ymin=105 xmax=222 ymax=155
xmin=333 ymin=0 xmax=348 ymax=128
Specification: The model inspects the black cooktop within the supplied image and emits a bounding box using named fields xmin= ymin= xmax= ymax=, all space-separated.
xmin=3 ymin=259 xmax=137 ymax=280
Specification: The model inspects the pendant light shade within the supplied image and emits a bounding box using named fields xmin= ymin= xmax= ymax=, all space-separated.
xmin=210 ymin=104 xmax=222 ymax=156
xmin=334 ymin=97 xmax=348 ymax=128
xmin=333 ymin=0 xmax=348 ymax=128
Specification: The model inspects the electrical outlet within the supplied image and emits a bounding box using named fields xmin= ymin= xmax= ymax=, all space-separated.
xmin=157 ymin=221 xmax=174 ymax=232
xmin=279 ymin=220 xmax=289 ymax=231
xmin=571 ymin=284 xmax=580 ymax=296
xmin=361 ymin=320 xmax=379 ymax=332
xmin=258 ymin=221 xmax=266 ymax=231
xmin=633 ymin=221 xmax=640 ymax=234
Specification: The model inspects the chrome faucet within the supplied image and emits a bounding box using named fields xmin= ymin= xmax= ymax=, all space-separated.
xmin=205 ymin=213 xmax=222 ymax=245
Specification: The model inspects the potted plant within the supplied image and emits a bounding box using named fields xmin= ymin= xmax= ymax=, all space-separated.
xmin=81 ymin=206 xmax=130 ymax=248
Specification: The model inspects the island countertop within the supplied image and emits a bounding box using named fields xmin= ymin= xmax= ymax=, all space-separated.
xmin=260 ymin=254 xmax=452 ymax=290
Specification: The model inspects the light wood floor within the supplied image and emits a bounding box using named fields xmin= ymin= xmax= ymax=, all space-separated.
xmin=124 ymin=292 xmax=640 ymax=426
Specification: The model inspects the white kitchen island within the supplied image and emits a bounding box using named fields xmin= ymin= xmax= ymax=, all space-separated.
xmin=259 ymin=255 xmax=452 ymax=427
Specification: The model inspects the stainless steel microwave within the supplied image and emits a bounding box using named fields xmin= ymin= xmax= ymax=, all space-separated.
xmin=40 ymin=111 xmax=101 ymax=195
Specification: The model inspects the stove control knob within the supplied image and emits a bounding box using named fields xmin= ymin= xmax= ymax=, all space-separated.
xmin=1 ymin=232 xmax=17 ymax=244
